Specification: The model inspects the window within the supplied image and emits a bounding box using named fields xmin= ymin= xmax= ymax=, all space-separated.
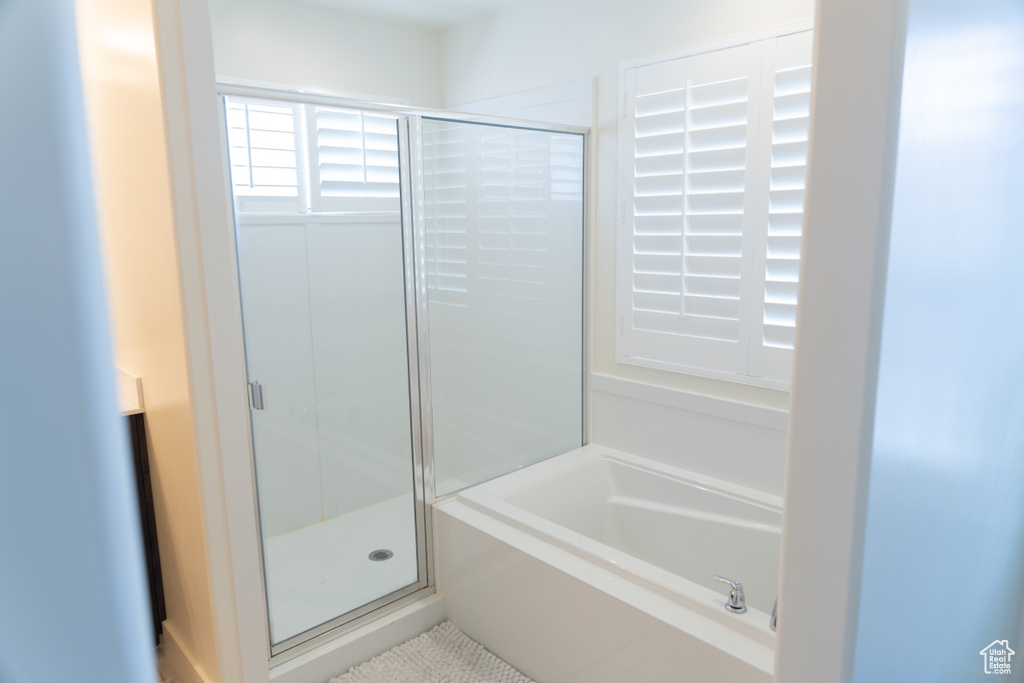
xmin=617 ymin=27 xmax=813 ymax=389
xmin=224 ymin=96 xmax=400 ymax=215
xmin=225 ymin=99 xmax=303 ymax=212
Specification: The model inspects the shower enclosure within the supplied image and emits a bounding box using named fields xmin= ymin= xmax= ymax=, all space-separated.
xmin=220 ymin=87 xmax=586 ymax=655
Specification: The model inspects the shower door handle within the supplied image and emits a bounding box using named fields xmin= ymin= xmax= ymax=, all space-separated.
xmin=248 ymin=381 xmax=267 ymax=410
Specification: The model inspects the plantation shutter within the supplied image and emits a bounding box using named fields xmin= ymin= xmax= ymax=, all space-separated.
xmin=618 ymin=29 xmax=813 ymax=388
xmin=224 ymin=99 xmax=304 ymax=213
xmin=757 ymin=31 xmax=814 ymax=382
xmin=621 ymin=41 xmax=763 ymax=376
xmin=308 ymin=106 xmax=401 ymax=212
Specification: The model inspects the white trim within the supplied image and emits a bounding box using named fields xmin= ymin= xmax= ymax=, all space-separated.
xmin=775 ymin=2 xmax=909 ymax=682
xmin=269 ymin=594 xmax=443 ymax=683
xmin=115 ymin=365 xmax=144 ymax=415
xmin=162 ymin=621 xmax=216 ymax=683
xmin=234 ymin=212 xmax=400 ymax=225
xmin=216 ymin=74 xmax=413 ymax=107
xmin=152 ymin=2 xmax=268 ymax=680
xmin=590 ymin=373 xmax=788 ymax=431
xmin=615 ymin=354 xmax=791 ymax=391
xmin=218 ymin=83 xmax=591 ymax=137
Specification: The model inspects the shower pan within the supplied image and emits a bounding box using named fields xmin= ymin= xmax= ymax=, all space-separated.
xmin=219 ymin=86 xmax=587 ymax=656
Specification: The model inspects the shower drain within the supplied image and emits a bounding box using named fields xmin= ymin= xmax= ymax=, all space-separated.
xmin=368 ymin=549 xmax=394 ymax=562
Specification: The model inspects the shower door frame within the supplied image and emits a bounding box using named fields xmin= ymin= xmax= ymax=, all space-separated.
xmin=216 ymin=83 xmax=591 ymax=665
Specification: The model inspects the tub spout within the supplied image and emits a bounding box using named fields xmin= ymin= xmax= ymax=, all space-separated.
xmin=713 ymin=575 xmax=747 ymax=614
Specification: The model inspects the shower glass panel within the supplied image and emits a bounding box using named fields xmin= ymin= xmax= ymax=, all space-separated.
xmin=224 ymin=96 xmax=422 ymax=649
xmin=419 ymin=119 xmax=585 ymax=496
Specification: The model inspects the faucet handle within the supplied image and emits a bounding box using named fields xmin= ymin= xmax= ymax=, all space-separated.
xmin=713 ymin=575 xmax=747 ymax=614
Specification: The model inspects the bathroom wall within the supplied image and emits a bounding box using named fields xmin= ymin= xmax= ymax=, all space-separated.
xmin=442 ymin=0 xmax=812 ymax=412
xmin=206 ymin=0 xmax=814 ymax=496
xmin=76 ymin=0 xmax=229 ymax=680
xmin=208 ymin=0 xmax=444 ymax=106
xmin=441 ymin=0 xmax=813 ymax=494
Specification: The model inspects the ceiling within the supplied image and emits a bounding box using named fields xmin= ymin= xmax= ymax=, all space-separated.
xmin=295 ymin=0 xmax=526 ymax=28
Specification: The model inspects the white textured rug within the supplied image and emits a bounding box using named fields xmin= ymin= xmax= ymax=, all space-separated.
xmin=329 ymin=621 xmax=534 ymax=683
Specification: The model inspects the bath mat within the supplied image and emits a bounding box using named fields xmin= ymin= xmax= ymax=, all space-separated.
xmin=329 ymin=620 xmax=534 ymax=683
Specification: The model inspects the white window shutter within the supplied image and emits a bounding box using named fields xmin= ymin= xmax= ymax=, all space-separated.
xmin=308 ymin=106 xmax=401 ymax=213
xmin=758 ymin=31 xmax=814 ymax=383
xmin=618 ymin=29 xmax=813 ymax=388
xmin=621 ymin=41 xmax=763 ymax=377
xmin=225 ymin=99 xmax=304 ymax=213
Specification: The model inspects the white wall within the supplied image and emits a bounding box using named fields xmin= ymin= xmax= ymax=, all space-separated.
xmin=777 ymin=0 xmax=1024 ymax=681
xmin=442 ymin=0 xmax=813 ymax=413
xmin=0 ymin=1 xmax=155 ymax=681
xmin=76 ymin=0 xmax=236 ymax=680
xmin=208 ymin=0 xmax=444 ymax=106
xmin=851 ymin=0 xmax=1024 ymax=679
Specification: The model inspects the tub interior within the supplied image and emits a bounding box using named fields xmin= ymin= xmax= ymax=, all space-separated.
xmin=499 ymin=454 xmax=783 ymax=613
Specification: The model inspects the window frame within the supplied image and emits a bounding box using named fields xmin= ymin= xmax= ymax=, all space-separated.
xmin=615 ymin=21 xmax=814 ymax=390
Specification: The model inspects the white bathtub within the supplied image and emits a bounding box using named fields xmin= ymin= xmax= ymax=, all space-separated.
xmin=433 ymin=444 xmax=782 ymax=682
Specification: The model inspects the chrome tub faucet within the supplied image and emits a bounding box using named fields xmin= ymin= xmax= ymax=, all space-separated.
xmin=713 ymin=575 xmax=747 ymax=614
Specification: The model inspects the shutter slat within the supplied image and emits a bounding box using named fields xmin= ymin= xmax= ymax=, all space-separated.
xmin=635 ymin=88 xmax=686 ymax=117
xmin=636 ymin=132 xmax=686 ymax=157
xmin=686 ymin=213 xmax=744 ymax=235
xmin=634 ymin=291 xmax=681 ymax=314
xmin=763 ymin=323 xmax=796 ymax=348
xmin=769 ymin=188 xmax=806 ymax=212
xmin=685 ymin=235 xmax=743 ymax=256
xmin=767 ymin=235 xmax=802 ymax=260
xmin=634 ymin=234 xmax=682 ymax=255
xmin=688 ymin=101 xmax=748 ymax=130
xmin=689 ymin=77 xmax=748 ymax=108
xmin=686 ymin=147 xmax=747 ymax=172
xmin=768 ymin=212 xmax=803 ymax=236
xmin=766 ymin=257 xmax=800 ymax=282
xmin=765 ymin=281 xmax=799 ymax=305
xmin=684 ymin=254 xmax=742 ymax=278
xmin=633 ymin=253 xmax=682 ymax=275
xmin=770 ymin=165 xmax=806 ymax=190
xmin=635 ymin=173 xmax=683 ymax=197
xmin=634 ymin=272 xmax=682 ymax=293
xmin=771 ymin=140 xmax=809 ymax=166
xmin=634 ymin=214 xmax=683 ymax=235
xmin=760 ymin=50 xmax=812 ymax=353
xmin=686 ymin=191 xmax=745 ymax=214
xmin=687 ymin=123 xmax=747 ymax=152
xmin=635 ymin=154 xmax=685 ymax=177
xmin=685 ymin=274 xmax=742 ymax=298
xmin=773 ymin=91 xmax=811 ymax=119
xmin=684 ymin=294 xmax=740 ymax=319
xmin=635 ymin=110 xmax=686 ymax=137
xmin=687 ymin=169 xmax=745 ymax=193
xmin=635 ymin=194 xmax=684 ymax=216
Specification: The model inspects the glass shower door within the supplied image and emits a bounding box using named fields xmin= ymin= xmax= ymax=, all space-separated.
xmin=417 ymin=118 xmax=586 ymax=496
xmin=225 ymin=95 xmax=425 ymax=652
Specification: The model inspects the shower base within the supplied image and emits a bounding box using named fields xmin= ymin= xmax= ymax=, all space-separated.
xmin=263 ymin=494 xmax=419 ymax=644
